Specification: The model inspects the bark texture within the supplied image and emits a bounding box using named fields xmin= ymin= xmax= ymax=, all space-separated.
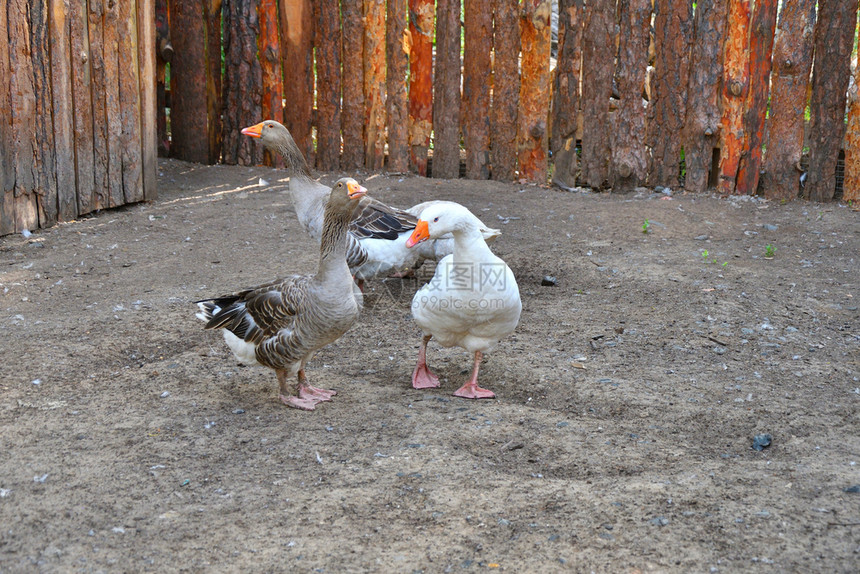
xmin=647 ymin=0 xmax=693 ymax=188
xmin=222 ymin=0 xmax=263 ymax=166
xmin=462 ymin=0 xmax=492 ymax=179
xmin=579 ymin=0 xmax=615 ymax=188
xmin=718 ymin=0 xmax=751 ymax=194
xmin=387 ymin=0 xmax=409 ymax=172
xmin=432 ymin=0 xmax=462 ymax=179
xmin=169 ymin=0 xmax=210 ymax=164
xmin=491 ymin=0 xmax=521 ymax=182
xmin=118 ymin=0 xmax=144 ymax=202
xmin=49 ymin=0 xmax=78 ymax=221
xmin=364 ymin=0 xmax=387 ymax=170
xmin=316 ymin=0 xmax=342 ymax=170
xmin=69 ymin=0 xmax=95 ymax=214
xmin=610 ymin=0 xmax=652 ymax=191
xmin=760 ymin=0 xmax=816 ymax=201
xmin=844 ymin=52 xmax=860 ymax=202
xmin=341 ymin=0 xmax=365 ymax=170
xmin=804 ymin=0 xmax=859 ymax=202
xmin=681 ymin=0 xmax=728 ymax=193
xmin=260 ymin=0 xmax=284 ymax=167
xmin=517 ymin=0 xmax=552 ymax=183
xmin=408 ymin=0 xmax=434 ymax=175
xmin=279 ymin=0 xmax=314 ymax=163
xmin=550 ymin=0 xmax=582 ymax=190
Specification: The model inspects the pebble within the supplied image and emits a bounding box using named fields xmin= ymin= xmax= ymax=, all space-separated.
xmin=649 ymin=516 xmax=669 ymax=527
xmin=541 ymin=275 xmax=557 ymax=286
xmin=232 ymin=409 xmax=245 ymax=415
xmin=844 ymin=485 xmax=860 ymax=494
xmin=160 ymin=391 xmax=170 ymax=398
xmin=752 ymin=434 xmax=772 ymax=451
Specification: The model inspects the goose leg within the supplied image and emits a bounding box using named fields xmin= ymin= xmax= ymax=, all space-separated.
xmin=412 ymin=334 xmax=440 ymax=389
xmin=296 ymin=369 xmax=337 ymax=402
xmin=453 ymin=351 xmax=495 ymax=399
xmin=277 ymin=369 xmax=318 ymax=411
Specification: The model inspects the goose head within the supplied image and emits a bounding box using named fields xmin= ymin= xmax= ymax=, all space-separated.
xmin=241 ymin=120 xmax=294 ymax=148
xmin=327 ymin=177 xmax=367 ymax=212
xmin=405 ymin=202 xmax=479 ymax=248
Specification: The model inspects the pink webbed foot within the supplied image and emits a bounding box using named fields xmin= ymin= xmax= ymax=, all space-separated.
xmin=280 ymin=394 xmax=319 ymax=411
xmin=453 ymin=383 xmax=496 ymax=399
xmin=412 ymin=362 xmax=440 ymax=389
xmin=298 ymin=384 xmax=337 ymax=402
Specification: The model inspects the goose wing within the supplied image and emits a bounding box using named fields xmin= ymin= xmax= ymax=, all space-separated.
xmin=349 ymin=196 xmax=418 ymax=240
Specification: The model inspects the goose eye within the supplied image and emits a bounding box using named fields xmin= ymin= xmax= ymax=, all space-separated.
xmin=433 ymin=217 xmax=439 ymax=223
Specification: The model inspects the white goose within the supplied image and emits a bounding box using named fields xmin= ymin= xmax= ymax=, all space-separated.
xmin=405 ymin=201 xmax=522 ymax=399
xmin=196 ymin=178 xmax=366 ymax=411
xmin=241 ymin=120 xmax=500 ymax=284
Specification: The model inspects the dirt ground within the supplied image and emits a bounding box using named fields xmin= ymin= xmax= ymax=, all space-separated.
xmin=1 ymin=158 xmax=859 ymax=573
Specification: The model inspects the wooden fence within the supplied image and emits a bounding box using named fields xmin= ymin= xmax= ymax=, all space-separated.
xmin=162 ymin=0 xmax=860 ymax=202
xmin=1 ymin=0 xmax=157 ymax=237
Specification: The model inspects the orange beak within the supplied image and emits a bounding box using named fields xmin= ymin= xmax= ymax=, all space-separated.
xmin=405 ymin=219 xmax=429 ymax=248
xmin=347 ymin=182 xmax=367 ymax=199
xmin=241 ymin=122 xmax=265 ymax=138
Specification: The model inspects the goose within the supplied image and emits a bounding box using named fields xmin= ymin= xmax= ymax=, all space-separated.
xmin=405 ymin=201 xmax=522 ymax=399
xmin=241 ymin=120 xmax=500 ymax=284
xmin=196 ymin=178 xmax=367 ymax=410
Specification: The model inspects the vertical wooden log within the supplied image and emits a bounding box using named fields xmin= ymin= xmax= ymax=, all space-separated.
xmin=223 ymin=0 xmax=263 ymax=166
xmin=341 ymin=0 xmax=365 ymax=170
xmin=138 ymin=0 xmax=158 ymax=200
xmin=579 ymin=0 xmax=615 ymax=188
xmin=49 ymin=0 xmax=78 ymax=221
xmin=117 ymin=0 xmax=144 ymax=202
xmin=681 ymin=0 xmax=728 ymax=193
xmin=550 ymin=0 xmax=582 ymax=190
xmin=760 ymin=0 xmax=816 ymax=201
xmin=260 ymin=0 xmax=284 ymax=167
xmin=205 ymin=0 xmax=223 ymax=165
xmin=0 ymin=1 xmax=13 ymax=234
xmin=844 ymin=51 xmax=860 ymax=202
xmin=517 ymin=0 xmax=551 ymax=183
xmin=31 ymin=0 xmax=58 ymax=226
xmin=316 ymin=0 xmax=342 ymax=171
xmin=804 ymin=0 xmax=859 ymax=202
xmin=463 ymin=0 xmax=492 ymax=179
xmin=491 ymin=0 xmax=520 ymax=182
xmin=408 ymin=0 xmax=434 ymax=175
xmin=432 ymin=0 xmax=461 ymax=179
xmin=169 ymin=0 xmax=210 ymax=164
xmin=279 ymin=0 xmax=314 ymax=163
xmin=104 ymin=2 xmax=124 ymax=207
xmin=647 ymin=0 xmax=693 ymax=189
xmin=386 ymin=0 xmax=409 ymax=172
xmin=610 ymin=0 xmax=652 ymax=191
xmin=88 ymin=0 xmax=109 ymax=210
xmin=718 ymin=0 xmax=751 ymax=194
xmin=69 ymin=0 xmax=95 ymax=214
xmin=735 ymin=0 xmax=778 ymax=195
xmin=364 ymin=0 xmax=386 ymax=170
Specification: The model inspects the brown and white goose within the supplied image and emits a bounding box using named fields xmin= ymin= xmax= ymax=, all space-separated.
xmin=241 ymin=120 xmax=500 ymax=283
xmin=196 ymin=178 xmax=366 ymax=411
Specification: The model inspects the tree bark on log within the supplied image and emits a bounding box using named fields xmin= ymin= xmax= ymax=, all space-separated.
xmin=735 ymin=0 xmax=778 ymax=195
xmin=364 ymin=0 xmax=386 ymax=170
xmin=610 ymin=0 xmax=651 ymax=191
xmin=260 ymin=0 xmax=284 ymax=167
xmin=104 ymin=2 xmax=124 ymax=207
xmin=205 ymin=0 xmax=223 ymax=165
xmin=118 ymin=0 xmax=144 ymax=203
xmin=408 ymin=0 xmax=434 ymax=175
xmin=491 ymin=0 xmax=520 ymax=182
xmin=432 ymin=0 xmax=461 ymax=179
xmin=279 ymin=0 xmax=314 ymax=163
xmin=31 ymin=0 xmax=58 ymax=225
xmin=316 ymin=0 xmax=342 ymax=170
xmin=222 ymin=0 xmax=263 ymax=166
xmin=462 ymin=0 xmax=492 ymax=179
xmin=341 ymin=0 xmax=365 ymax=170
xmin=718 ymin=0 xmax=751 ymax=194
xmin=760 ymin=0 xmax=816 ymax=201
xmin=49 ymin=0 xmax=78 ymax=221
xmin=69 ymin=0 xmax=95 ymax=214
xmin=579 ymin=0 xmax=615 ymax=189
xmin=169 ymin=0 xmax=210 ymax=164
xmin=517 ymin=0 xmax=552 ymax=183
xmin=550 ymin=0 xmax=582 ymax=191
xmin=88 ymin=0 xmax=109 ymax=210
xmin=647 ymin=0 xmax=693 ymax=189
xmin=0 ymin=0 xmax=14 ymax=234
xmin=681 ymin=0 xmax=728 ymax=193
xmin=804 ymin=0 xmax=859 ymax=202
xmin=844 ymin=51 xmax=860 ymax=202
xmin=387 ymin=0 xmax=409 ymax=173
